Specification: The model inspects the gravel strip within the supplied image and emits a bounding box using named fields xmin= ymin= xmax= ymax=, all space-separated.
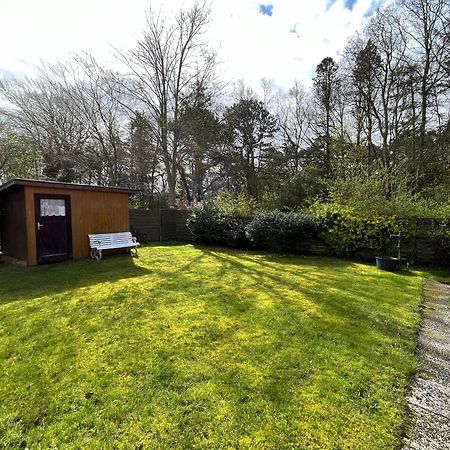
xmin=403 ymin=279 xmax=450 ymax=450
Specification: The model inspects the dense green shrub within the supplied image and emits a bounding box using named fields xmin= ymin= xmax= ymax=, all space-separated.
xmin=310 ymin=203 xmax=406 ymax=256
xmin=187 ymin=203 xmax=253 ymax=248
xmin=222 ymin=216 xmax=253 ymax=248
xmin=188 ymin=199 xmax=424 ymax=259
xmin=246 ymin=211 xmax=318 ymax=251
xmin=186 ymin=202 xmax=226 ymax=244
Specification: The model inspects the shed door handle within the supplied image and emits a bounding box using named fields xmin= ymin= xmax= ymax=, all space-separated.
xmin=37 ymin=222 xmax=44 ymax=231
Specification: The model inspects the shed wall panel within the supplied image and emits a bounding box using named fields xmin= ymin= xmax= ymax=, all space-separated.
xmin=0 ymin=186 xmax=27 ymax=262
xmin=24 ymin=186 xmax=130 ymax=265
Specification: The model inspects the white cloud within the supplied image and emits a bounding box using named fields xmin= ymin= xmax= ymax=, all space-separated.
xmin=0 ymin=0 xmax=388 ymax=90
xmin=206 ymin=0 xmax=388 ymax=91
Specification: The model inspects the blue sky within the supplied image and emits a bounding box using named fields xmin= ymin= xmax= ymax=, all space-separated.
xmin=258 ymin=3 xmax=274 ymax=16
xmin=0 ymin=0 xmax=388 ymax=91
xmin=344 ymin=0 xmax=358 ymax=11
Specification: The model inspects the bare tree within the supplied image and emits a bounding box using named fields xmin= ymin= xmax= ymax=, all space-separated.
xmin=366 ymin=7 xmax=408 ymax=165
xmin=274 ymin=81 xmax=311 ymax=174
xmin=397 ymin=0 xmax=450 ymax=167
xmin=0 ymin=123 xmax=36 ymax=182
xmin=116 ymin=2 xmax=215 ymax=205
xmin=0 ymin=64 xmax=89 ymax=181
xmin=0 ymin=58 xmax=131 ymax=185
xmin=60 ymin=55 xmax=130 ymax=185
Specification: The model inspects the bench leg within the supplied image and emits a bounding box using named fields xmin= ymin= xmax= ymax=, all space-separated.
xmin=91 ymin=248 xmax=102 ymax=260
xmin=130 ymin=246 xmax=138 ymax=257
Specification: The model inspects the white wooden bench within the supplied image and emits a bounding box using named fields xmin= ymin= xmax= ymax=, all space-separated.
xmin=88 ymin=232 xmax=139 ymax=260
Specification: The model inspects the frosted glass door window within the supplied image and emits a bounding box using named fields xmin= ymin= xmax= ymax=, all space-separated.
xmin=40 ymin=199 xmax=66 ymax=216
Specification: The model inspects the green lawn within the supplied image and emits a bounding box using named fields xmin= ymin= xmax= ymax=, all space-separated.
xmin=0 ymin=244 xmax=430 ymax=449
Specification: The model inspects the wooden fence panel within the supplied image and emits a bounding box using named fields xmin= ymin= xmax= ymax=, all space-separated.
xmin=175 ymin=210 xmax=193 ymax=242
xmin=129 ymin=209 xmax=160 ymax=242
xmin=129 ymin=208 xmax=193 ymax=243
xmin=160 ymin=209 xmax=177 ymax=241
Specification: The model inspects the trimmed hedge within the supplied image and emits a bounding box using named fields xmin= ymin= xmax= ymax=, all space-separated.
xmin=186 ymin=203 xmax=252 ymax=248
xmin=246 ymin=211 xmax=318 ymax=251
xmin=188 ymin=205 xmax=319 ymax=252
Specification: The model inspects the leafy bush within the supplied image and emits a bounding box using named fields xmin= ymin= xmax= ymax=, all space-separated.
xmin=186 ymin=202 xmax=226 ymax=244
xmin=213 ymin=191 xmax=259 ymax=217
xmin=310 ymin=203 xmax=406 ymax=256
xmin=246 ymin=211 xmax=318 ymax=251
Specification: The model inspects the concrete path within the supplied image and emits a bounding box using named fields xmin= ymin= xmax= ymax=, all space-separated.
xmin=403 ymin=279 xmax=450 ymax=450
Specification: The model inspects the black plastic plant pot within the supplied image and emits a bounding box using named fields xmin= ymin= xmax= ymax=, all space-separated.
xmin=375 ymin=256 xmax=399 ymax=271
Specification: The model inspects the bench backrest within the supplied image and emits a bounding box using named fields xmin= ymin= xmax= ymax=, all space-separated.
xmin=88 ymin=232 xmax=133 ymax=248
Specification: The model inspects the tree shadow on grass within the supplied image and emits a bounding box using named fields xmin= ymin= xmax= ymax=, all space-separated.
xmin=0 ymin=242 xmax=419 ymax=355
xmin=0 ymin=255 xmax=151 ymax=305
xmin=186 ymin=247 xmax=421 ymax=355
xmin=139 ymin=244 xmax=418 ymax=336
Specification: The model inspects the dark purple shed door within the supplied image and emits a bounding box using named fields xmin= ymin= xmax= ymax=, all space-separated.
xmin=35 ymin=194 xmax=72 ymax=264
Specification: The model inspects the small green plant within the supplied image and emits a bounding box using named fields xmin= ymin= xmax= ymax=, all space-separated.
xmin=246 ymin=210 xmax=318 ymax=251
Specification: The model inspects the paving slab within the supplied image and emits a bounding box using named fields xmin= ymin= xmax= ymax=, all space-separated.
xmin=403 ymin=279 xmax=450 ymax=450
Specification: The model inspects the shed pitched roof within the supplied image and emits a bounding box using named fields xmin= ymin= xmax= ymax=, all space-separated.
xmin=0 ymin=179 xmax=138 ymax=195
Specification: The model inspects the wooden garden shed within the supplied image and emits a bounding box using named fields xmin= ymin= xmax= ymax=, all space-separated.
xmin=0 ymin=179 xmax=136 ymax=266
